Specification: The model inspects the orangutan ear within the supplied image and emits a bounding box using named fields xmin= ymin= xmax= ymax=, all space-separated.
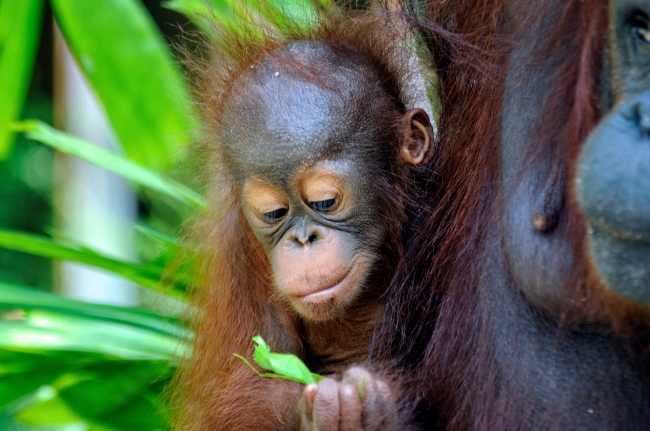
xmin=401 ymin=108 xmax=434 ymax=165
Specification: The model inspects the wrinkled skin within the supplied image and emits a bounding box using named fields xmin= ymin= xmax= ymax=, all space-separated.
xmin=222 ymin=41 xmax=432 ymax=429
xmin=299 ymin=368 xmax=397 ymax=431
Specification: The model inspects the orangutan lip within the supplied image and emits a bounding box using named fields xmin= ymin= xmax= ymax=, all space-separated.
xmin=295 ymin=263 xmax=354 ymax=301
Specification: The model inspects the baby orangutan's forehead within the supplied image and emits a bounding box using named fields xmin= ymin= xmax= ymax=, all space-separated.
xmin=219 ymin=40 xmax=388 ymax=183
xmin=223 ymin=88 xmax=337 ymax=179
xmin=222 ymin=74 xmax=376 ymax=183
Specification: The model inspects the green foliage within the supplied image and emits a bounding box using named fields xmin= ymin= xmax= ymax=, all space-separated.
xmin=0 ymin=282 xmax=187 ymax=430
xmin=235 ymin=336 xmax=323 ymax=385
xmin=50 ymin=0 xmax=196 ymax=170
xmin=13 ymin=121 xmax=205 ymax=208
xmin=0 ymin=0 xmax=327 ymax=428
xmin=0 ymin=0 xmax=201 ymax=427
xmin=0 ymin=0 xmax=44 ymax=158
xmin=0 ymin=282 xmax=186 ymax=337
xmin=0 ymin=112 xmax=53 ymax=290
xmin=0 ymin=229 xmax=189 ymax=298
xmin=164 ymin=0 xmax=333 ymax=41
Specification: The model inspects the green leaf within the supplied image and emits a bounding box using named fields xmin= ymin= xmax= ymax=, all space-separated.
xmin=50 ymin=0 xmax=196 ymax=170
xmin=239 ymin=335 xmax=322 ymax=385
xmin=135 ymin=224 xmax=180 ymax=247
xmin=14 ymin=121 xmax=205 ymax=208
xmin=165 ymin=0 xmax=330 ymax=41
xmin=0 ymin=366 xmax=68 ymax=410
xmin=0 ymin=282 xmax=185 ymax=337
xmin=0 ymin=310 xmax=183 ymax=360
xmin=358 ymin=376 xmax=366 ymax=400
xmin=0 ymin=294 xmax=182 ymax=422
xmin=0 ymin=346 xmax=174 ymax=431
xmin=56 ymin=362 xmax=169 ymax=430
xmin=163 ymin=0 xmax=230 ymax=27
xmin=0 ymin=229 xmax=187 ymax=299
xmin=245 ymin=0 xmax=328 ymax=33
xmin=0 ymin=0 xmax=44 ymax=159
xmin=163 ymin=0 xmax=247 ymax=39
xmin=12 ymin=394 xmax=91 ymax=428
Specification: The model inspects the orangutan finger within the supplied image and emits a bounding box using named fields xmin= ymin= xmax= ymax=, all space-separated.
xmin=337 ymin=383 xmax=362 ymax=431
xmin=312 ymin=379 xmax=340 ymax=431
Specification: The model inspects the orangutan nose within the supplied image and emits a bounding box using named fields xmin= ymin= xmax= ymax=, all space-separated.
xmin=287 ymin=223 xmax=328 ymax=247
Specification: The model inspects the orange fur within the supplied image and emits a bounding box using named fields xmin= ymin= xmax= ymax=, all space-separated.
xmin=170 ymin=4 xmax=430 ymax=430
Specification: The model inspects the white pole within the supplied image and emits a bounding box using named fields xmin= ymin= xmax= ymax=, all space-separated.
xmin=52 ymin=22 xmax=139 ymax=307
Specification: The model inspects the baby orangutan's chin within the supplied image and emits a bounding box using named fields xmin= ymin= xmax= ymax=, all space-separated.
xmin=292 ymin=296 xmax=345 ymax=322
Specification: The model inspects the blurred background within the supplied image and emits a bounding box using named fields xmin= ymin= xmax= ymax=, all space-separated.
xmin=0 ymin=0 xmax=326 ymax=429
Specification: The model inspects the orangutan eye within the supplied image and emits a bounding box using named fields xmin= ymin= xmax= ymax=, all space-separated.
xmin=263 ymin=208 xmax=288 ymax=221
xmin=309 ymin=199 xmax=336 ymax=212
xmin=631 ymin=13 xmax=650 ymax=44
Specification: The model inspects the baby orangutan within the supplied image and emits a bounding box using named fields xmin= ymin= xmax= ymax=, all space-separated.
xmin=175 ymin=20 xmax=434 ymax=431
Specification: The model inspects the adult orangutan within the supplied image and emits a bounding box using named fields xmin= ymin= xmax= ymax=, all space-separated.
xmin=171 ymin=9 xmax=434 ymax=431
xmin=375 ymin=0 xmax=650 ymax=429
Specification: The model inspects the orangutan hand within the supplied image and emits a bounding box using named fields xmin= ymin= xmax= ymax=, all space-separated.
xmin=298 ymin=367 xmax=399 ymax=431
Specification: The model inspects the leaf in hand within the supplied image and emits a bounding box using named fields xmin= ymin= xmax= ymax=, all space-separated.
xmin=234 ymin=335 xmax=323 ymax=385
